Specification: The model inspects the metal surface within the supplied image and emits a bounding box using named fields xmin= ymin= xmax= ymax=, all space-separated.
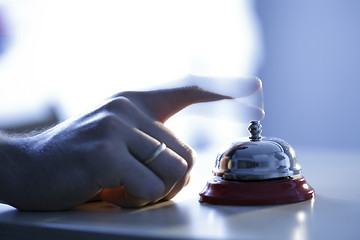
xmin=213 ymin=121 xmax=301 ymax=181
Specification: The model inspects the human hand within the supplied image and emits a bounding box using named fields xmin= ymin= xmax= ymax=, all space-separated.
xmin=0 ymin=86 xmax=234 ymax=210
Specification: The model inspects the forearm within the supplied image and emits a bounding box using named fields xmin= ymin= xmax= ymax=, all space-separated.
xmin=0 ymin=133 xmax=31 ymax=207
xmin=0 ymin=132 xmax=77 ymax=211
xmin=0 ymin=133 xmax=15 ymax=204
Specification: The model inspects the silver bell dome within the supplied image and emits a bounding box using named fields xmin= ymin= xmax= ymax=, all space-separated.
xmin=213 ymin=121 xmax=301 ymax=181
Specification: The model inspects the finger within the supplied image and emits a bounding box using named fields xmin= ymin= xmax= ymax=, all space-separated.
xmin=102 ymin=98 xmax=195 ymax=201
xmin=183 ymin=99 xmax=266 ymax=122
xmin=99 ymin=143 xmax=166 ymax=206
xmin=101 ymin=136 xmax=187 ymax=207
xmin=100 ymin=97 xmax=195 ymax=173
xmin=101 ymin=146 xmax=186 ymax=207
xmin=178 ymin=75 xmax=263 ymax=99
xmin=136 ymin=122 xmax=195 ymax=200
xmin=86 ymin=112 xmax=172 ymax=207
xmin=124 ymin=127 xmax=189 ymax=198
xmin=102 ymin=187 xmax=151 ymax=208
xmin=117 ymin=85 xmax=234 ymax=123
xmin=94 ymin=110 xmax=188 ymax=205
xmin=124 ymin=116 xmax=194 ymax=201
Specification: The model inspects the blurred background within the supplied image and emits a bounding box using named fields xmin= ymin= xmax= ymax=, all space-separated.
xmin=0 ymin=0 xmax=359 ymax=153
xmin=256 ymin=0 xmax=360 ymax=151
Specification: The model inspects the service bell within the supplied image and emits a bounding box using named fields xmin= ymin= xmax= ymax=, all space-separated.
xmin=199 ymin=121 xmax=315 ymax=205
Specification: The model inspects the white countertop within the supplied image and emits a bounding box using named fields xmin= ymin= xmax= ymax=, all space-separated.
xmin=1 ymin=147 xmax=359 ymax=240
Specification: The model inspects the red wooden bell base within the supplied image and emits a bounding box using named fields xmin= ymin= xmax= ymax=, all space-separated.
xmin=199 ymin=176 xmax=315 ymax=205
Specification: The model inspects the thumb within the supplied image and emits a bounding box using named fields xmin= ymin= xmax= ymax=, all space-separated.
xmin=118 ymin=86 xmax=233 ymax=123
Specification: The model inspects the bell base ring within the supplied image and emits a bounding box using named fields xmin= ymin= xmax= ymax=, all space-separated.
xmin=199 ymin=176 xmax=315 ymax=206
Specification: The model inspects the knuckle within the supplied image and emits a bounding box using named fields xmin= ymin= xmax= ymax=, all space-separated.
xmin=137 ymin=178 xmax=166 ymax=201
xmin=76 ymin=112 xmax=123 ymax=141
xmin=161 ymin=152 xmax=189 ymax=184
xmin=174 ymin=156 xmax=189 ymax=177
xmin=93 ymin=139 xmax=115 ymax=157
xmin=117 ymin=91 xmax=136 ymax=99
xmin=81 ymin=112 xmax=128 ymax=144
xmin=112 ymin=90 xmax=136 ymax=99
xmin=147 ymin=182 xmax=166 ymax=200
xmin=89 ymin=140 xmax=120 ymax=172
xmin=96 ymin=113 xmax=122 ymax=133
xmin=181 ymin=145 xmax=196 ymax=170
xmin=102 ymin=97 xmax=134 ymax=113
